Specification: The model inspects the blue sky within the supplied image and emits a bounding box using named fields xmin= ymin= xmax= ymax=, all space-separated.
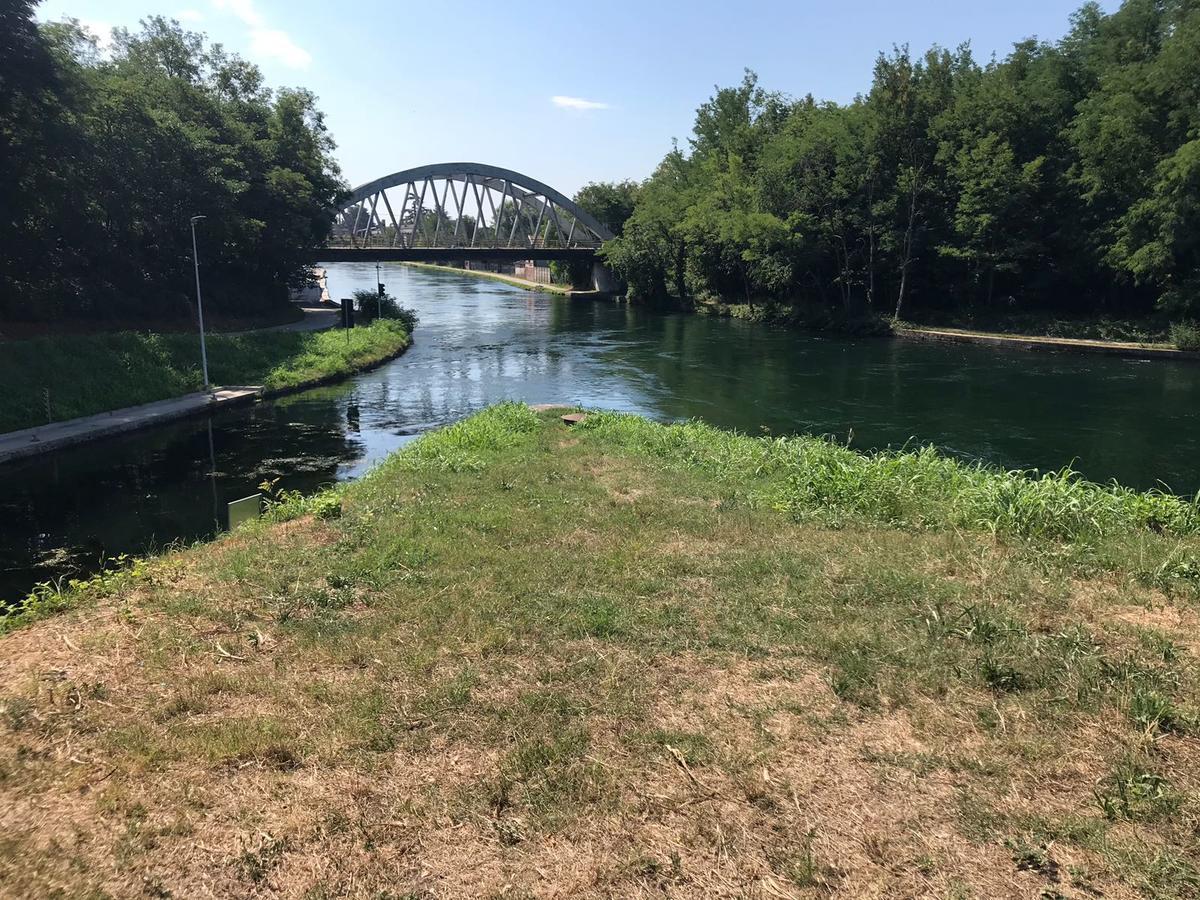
xmin=38 ymin=0 xmax=1116 ymax=197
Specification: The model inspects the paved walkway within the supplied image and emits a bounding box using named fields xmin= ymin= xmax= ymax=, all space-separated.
xmin=0 ymin=387 xmax=262 ymax=464
xmin=229 ymin=305 xmax=339 ymax=335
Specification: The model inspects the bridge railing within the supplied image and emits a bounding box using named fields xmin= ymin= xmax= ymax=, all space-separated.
xmin=324 ymin=234 xmax=605 ymax=251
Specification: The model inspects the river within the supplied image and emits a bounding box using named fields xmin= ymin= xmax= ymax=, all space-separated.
xmin=2 ymin=261 xmax=1198 ymax=603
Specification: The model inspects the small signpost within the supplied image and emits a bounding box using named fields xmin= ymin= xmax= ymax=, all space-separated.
xmin=227 ymin=493 xmax=263 ymax=530
xmin=376 ymin=261 xmax=385 ymax=319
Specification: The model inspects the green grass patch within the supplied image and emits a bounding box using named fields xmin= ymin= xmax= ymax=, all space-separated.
xmin=576 ymin=411 xmax=1200 ymax=543
xmin=3 ymin=403 xmax=1199 ymax=896
xmin=1 ymin=320 xmax=411 ymax=433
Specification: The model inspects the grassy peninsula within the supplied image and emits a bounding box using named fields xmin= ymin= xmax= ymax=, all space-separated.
xmin=0 ymin=321 xmax=412 ymax=434
xmin=2 ymin=404 xmax=1198 ymax=897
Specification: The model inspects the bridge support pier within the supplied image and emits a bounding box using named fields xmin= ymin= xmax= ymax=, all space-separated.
xmin=591 ymin=262 xmax=621 ymax=295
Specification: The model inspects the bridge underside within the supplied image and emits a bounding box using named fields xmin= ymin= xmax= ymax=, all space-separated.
xmin=315 ymin=247 xmax=599 ymax=264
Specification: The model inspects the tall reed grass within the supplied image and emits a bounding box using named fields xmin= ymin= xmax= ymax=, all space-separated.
xmin=578 ymin=411 xmax=1200 ymax=542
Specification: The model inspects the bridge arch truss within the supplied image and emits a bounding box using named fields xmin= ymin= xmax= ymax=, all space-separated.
xmin=330 ymin=162 xmax=613 ymax=253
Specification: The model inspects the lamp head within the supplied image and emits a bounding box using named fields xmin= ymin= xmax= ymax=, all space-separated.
xmin=190 ymin=215 xmax=207 ymax=224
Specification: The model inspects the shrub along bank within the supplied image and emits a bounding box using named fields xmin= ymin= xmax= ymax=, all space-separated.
xmin=0 ymin=320 xmax=412 ymax=434
xmin=1 ymin=405 xmax=1198 ymax=897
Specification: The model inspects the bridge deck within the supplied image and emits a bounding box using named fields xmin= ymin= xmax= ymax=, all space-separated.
xmin=315 ymin=247 xmax=600 ymax=263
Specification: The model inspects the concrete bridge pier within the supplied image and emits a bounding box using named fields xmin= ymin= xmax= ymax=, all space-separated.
xmin=591 ymin=261 xmax=621 ymax=295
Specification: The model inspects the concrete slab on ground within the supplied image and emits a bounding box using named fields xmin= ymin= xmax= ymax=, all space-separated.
xmin=529 ymin=403 xmax=575 ymax=412
xmin=0 ymin=387 xmax=262 ymax=465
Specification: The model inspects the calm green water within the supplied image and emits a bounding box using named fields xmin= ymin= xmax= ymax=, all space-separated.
xmin=2 ymin=262 xmax=1198 ymax=602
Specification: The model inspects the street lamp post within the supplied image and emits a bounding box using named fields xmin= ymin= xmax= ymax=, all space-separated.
xmin=189 ymin=215 xmax=211 ymax=393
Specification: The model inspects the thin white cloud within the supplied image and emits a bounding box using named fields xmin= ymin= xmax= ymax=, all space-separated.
xmin=210 ymin=0 xmax=311 ymax=69
xmin=552 ymin=95 xmax=610 ymax=111
xmin=249 ymin=28 xmax=311 ymax=68
xmin=211 ymin=0 xmax=263 ymax=27
xmin=177 ymin=9 xmax=205 ymax=22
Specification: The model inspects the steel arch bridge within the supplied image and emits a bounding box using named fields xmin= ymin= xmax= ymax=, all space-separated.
xmin=321 ymin=162 xmax=613 ymax=263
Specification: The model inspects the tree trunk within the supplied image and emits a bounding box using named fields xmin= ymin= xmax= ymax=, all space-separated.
xmin=868 ymin=225 xmax=876 ymax=308
xmin=837 ymin=238 xmax=853 ymax=313
xmin=673 ymin=244 xmax=686 ymax=301
xmin=866 ymin=177 xmax=877 ymax=308
xmin=894 ymin=173 xmax=919 ymax=321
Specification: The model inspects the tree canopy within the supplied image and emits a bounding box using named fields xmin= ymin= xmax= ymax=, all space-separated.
xmin=599 ymin=0 xmax=1200 ymax=321
xmin=0 ymin=5 xmax=344 ymax=321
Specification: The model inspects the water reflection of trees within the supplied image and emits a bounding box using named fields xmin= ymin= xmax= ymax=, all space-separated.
xmin=0 ymin=395 xmax=367 ymax=603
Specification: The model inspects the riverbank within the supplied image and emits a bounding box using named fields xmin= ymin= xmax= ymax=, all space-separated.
xmin=2 ymin=404 xmax=1198 ymax=897
xmin=697 ymin=299 xmax=1200 ymax=359
xmin=0 ymin=320 xmax=412 ymax=439
xmin=400 ymin=261 xmax=606 ymax=298
xmin=697 ymin=299 xmax=894 ymax=335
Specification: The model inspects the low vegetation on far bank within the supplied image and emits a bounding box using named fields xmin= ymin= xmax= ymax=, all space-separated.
xmin=690 ymin=299 xmax=1200 ymax=350
xmin=697 ymin=299 xmax=895 ymax=336
xmin=0 ymin=320 xmax=412 ymax=434
xmin=1171 ymin=322 xmax=1200 ymax=352
xmin=3 ymin=404 xmax=1198 ymax=898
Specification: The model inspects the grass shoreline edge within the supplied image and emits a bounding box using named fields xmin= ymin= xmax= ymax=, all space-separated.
xmin=6 ymin=401 xmax=1198 ymax=628
xmin=0 ymin=321 xmax=414 ymax=462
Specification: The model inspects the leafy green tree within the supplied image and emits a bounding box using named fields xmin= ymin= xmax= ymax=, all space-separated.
xmin=758 ymin=102 xmax=878 ymax=312
xmin=869 ymin=46 xmax=965 ymax=318
xmin=0 ymin=10 xmax=344 ymax=322
xmin=0 ymin=6 xmax=88 ymax=317
xmin=605 ymin=1 xmax=1200 ymax=324
xmin=1069 ymin=0 xmax=1200 ymax=312
xmin=573 ymin=180 xmax=640 ymax=237
xmin=939 ymin=134 xmax=1045 ymax=304
xmin=1113 ymin=139 xmax=1200 ymax=313
xmin=601 ymin=147 xmax=694 ymax=303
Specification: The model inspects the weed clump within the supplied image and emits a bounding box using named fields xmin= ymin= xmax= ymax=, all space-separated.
xmin=1094 ymin=756 xmax=1180 ymax=821
xmin=382 ymin=402 xmax=541 ymax=473
xmin=1170 ymin=321 xmax=1200 ymax=351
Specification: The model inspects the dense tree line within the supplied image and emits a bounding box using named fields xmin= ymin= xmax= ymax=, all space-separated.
xmin=0 ymin=2 xmax=343 ymax=321
xmin=583 ymin=0 xmax=1200 ymax=323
